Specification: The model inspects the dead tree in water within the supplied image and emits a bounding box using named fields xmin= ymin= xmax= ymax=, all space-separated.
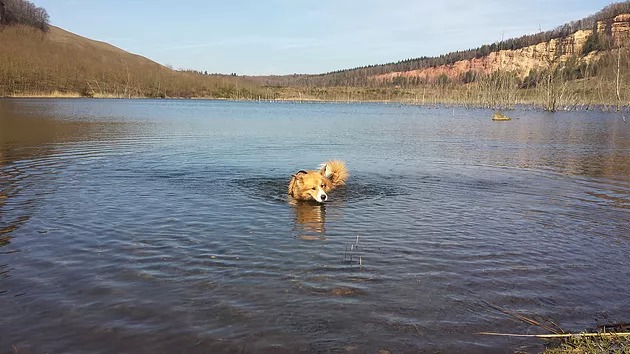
xmin=616 ymin=46 xmax=622 ymax=111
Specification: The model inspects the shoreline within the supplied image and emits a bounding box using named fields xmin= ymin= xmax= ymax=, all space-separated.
xmin=1 ymin=92 xmax=628 ymax=112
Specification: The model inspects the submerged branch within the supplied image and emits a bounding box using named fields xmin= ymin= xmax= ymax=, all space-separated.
xmin=478 ymin=332 xmax=630 ymax=338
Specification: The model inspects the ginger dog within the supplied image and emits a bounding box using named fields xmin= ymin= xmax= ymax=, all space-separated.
xmin=288 ymin=160 xmax=348 ymax=203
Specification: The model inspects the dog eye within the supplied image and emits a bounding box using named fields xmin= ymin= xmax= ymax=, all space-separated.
xmin=320 ymin=184 xmax=325 ymax=188
xmin=311 ymin=187 xmax=316 ymax=190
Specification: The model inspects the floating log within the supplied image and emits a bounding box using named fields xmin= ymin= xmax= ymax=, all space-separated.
xmin=477 ymin=332 xmax=630 ymax=338
xmin=492 ymin=112 xmax=512 ymax=121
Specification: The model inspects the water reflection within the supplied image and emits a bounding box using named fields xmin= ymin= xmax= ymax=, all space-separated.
xmin=290 ymin=200 xmax=327 ymax=240
xmin=0 ymin=110 xmax=62 ymax=248
xmin=0 ymin=99 xmax=138 ymax=248
xmin=482 ymin=113 xmax=630 ymax=180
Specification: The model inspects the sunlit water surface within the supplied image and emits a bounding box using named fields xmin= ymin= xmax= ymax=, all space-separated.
xmin=1 ymin=99 xmax=629 ymax=353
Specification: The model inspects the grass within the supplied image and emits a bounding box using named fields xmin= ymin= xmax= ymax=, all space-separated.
xmin=0 ymin=25 xmax=266 ymax=99
xmin=6 ymin=91 xmax=154 ymax=98
xmin=479 ymin=302 xmax=630 ymax=353
xmin=7 ymin=90 xmax=82 ymax=98
xmin=544 ymin=333 xmax=630 ymax=354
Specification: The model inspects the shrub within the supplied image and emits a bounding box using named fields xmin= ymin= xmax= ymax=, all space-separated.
xmin=0 ymin=0 xmax=50 ymax=32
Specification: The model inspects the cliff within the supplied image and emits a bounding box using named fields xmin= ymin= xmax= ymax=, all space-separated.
xmin=373 ymin=14 xmax=630 ymax=83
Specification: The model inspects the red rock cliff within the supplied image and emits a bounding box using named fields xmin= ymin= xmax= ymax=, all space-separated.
xmin=373 ymin=14 xmax=630 ymax=83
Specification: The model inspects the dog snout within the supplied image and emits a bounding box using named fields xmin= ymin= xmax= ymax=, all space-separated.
xmin=321 ymin=194 xmax=327 ymax=201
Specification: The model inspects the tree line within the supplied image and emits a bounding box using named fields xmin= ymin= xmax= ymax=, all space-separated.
xmin=0 ymin=0 xmax=49 ymax=32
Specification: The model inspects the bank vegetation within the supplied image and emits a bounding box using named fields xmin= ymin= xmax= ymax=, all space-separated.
xmin=266 ymin=48 xmax=630 ymax=112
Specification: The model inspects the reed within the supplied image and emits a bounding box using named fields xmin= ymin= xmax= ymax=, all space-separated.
xmin=479 ymin=301 xmax=630 ymax=353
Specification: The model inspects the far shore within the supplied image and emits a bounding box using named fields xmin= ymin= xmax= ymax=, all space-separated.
xmin=2 ymin=91 xmax=628 ymax=112
xmin=2 ymin=92 xmax=394 ymax=103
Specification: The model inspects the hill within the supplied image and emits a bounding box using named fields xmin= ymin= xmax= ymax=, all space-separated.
xmin=370 ymin=13 xmax=630 ymax=86
xmin=253 ymin=2 xmax=630 ymax=110
xmin=0 ymin=24 xmax=264 ymax=99
xmin=259 ymin=2 xmax=630 ymax=87
xmin=2 ymin=1 xmax=630 ymax=109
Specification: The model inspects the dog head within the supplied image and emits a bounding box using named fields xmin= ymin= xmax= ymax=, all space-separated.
xmin=291 ymin=170 xmax=333 ymax=203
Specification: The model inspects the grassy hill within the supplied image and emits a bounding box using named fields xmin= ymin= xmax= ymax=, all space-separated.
xmin=0 ymin=25 xmax=265 ymax=99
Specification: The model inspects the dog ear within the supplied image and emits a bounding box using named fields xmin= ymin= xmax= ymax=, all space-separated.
xmin=293 ymin=170 xmax=308 ymax=179
xmin=319 ymin=164 xmax=333 ymax=178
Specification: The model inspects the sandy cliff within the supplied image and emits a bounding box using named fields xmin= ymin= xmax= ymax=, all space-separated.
xmin=374 ymin=14 xmax=630 ymax=83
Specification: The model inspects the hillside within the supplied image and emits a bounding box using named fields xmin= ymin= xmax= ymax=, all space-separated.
xmin=256 ymin=2 xmax=630 ymax=88
xmin=249 ymin=3 xmax=630 ymax=110
xmin=0 ymin=25 xmax=263 ymax=98
xmin=372 ymin=14 xmax=630 ymax=85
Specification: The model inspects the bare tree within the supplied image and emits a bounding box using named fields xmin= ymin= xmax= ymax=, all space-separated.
xmin=1 ymin=0 xmax=49 ymax=32
xmin=616 ymin=47 xmax=621 ymax=110
xmin=0 ymin=1 xmax=6 ymax=25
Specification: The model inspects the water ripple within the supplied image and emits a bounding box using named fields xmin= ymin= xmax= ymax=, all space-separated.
xmin=1 ymin=100 xmax=629 ymax=353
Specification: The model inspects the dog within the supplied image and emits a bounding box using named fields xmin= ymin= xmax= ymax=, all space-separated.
xmin=288 ymin=160 xmax=348 ymax=203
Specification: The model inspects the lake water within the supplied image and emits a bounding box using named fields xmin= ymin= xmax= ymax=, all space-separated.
xmin=1 ymin=99 xmax=629 ymax=353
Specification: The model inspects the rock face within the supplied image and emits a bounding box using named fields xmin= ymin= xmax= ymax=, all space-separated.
xmin=373 ymin=14 xmax=630 ymax=83
xmin=612 ymin=13 xmax=630 ymax=47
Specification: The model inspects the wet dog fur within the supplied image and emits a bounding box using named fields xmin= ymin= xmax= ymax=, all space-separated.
xmin=288 ymin=160 xmax=348 ymax=203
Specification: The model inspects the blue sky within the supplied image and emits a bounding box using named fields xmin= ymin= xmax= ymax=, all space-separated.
xmin=35 ymin=0 xmax=612 ymax=75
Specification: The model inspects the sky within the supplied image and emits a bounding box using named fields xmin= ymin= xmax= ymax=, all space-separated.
xmin=35 ymin=0 xmax=614 ymax=75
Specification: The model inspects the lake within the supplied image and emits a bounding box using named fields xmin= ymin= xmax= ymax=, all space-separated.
xmin=1 ymin=99 xmax=629 ymax=353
